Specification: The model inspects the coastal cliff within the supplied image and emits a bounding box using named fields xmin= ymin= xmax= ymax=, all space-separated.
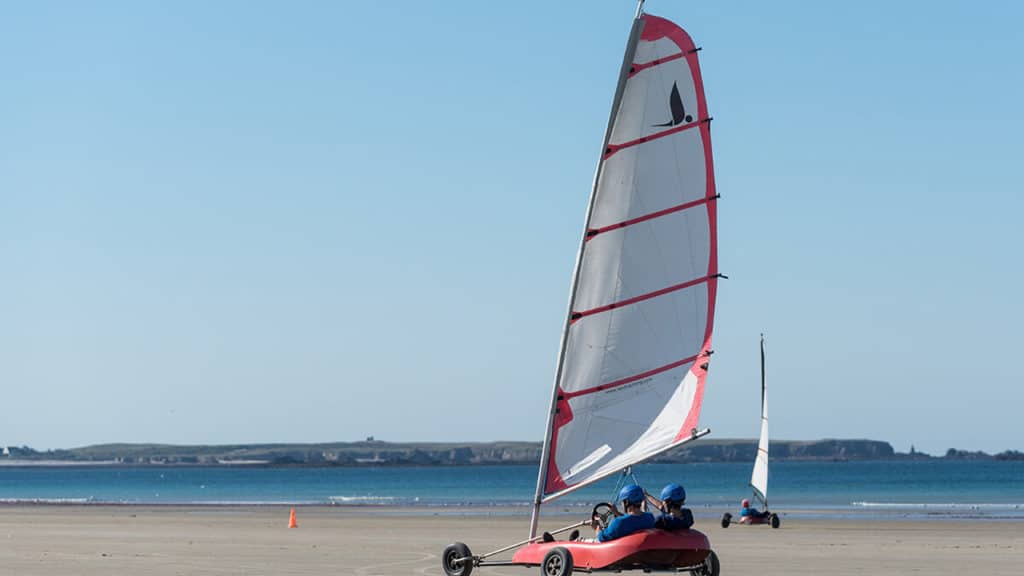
xmin=4 ymin=439 xmax=1019 ymax=466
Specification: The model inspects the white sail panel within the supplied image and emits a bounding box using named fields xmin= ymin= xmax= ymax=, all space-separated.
xmin=556 ymin=367 xmax=701 ymax=488
xmin=608 ymin=58 xmax=701 ymax=145
xmin=751 ymin=337 xmax=769 ymax=503
xmin=633 ymin=38 xmax=684 ymax=66
xmin=561 ymin=285 xmax=709 ymax=394
xmin=541 ymin=14 xmax=718 ymax=498
xmin=751 ymin=398 xmax=769 ymax=503
xmin=590 ymin=130 xmax=707 ymax=229
xmin=572 ymin=208 xmax=711 ymax=327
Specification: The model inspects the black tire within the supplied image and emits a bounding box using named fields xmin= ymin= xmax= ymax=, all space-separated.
xmin=542 ymin=546 xmax=573 ymax=576
xmin=705 ymin=550 xmax=720 ymax=576
xmin=770 ymin=513 xmax=780 ymax=529
xmin=720 ymin=512 xmax=731 ymax=528
xmin=690 ymin=550 xmax=720 ymax=576
xmin=442 ymin=542 xmax=473 ymax=576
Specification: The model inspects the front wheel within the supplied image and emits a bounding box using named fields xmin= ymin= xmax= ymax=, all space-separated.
xmin=442 ymin=542 xmax=473 ymax=576
xmin=770 ymin=514 xmax=780 ymax=529
xmin=720 ymin=513 xmax=731 ymax=528
xmin=542 ymin=547 xmax=573 ymax=576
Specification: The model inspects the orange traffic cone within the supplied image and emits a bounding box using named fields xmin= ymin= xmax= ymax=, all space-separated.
xmin=288 ymin=508 xmax=298 ymax=528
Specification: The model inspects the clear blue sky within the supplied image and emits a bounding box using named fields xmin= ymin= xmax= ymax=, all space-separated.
xmin=2 ymin=1 xmax=1021 ymax=455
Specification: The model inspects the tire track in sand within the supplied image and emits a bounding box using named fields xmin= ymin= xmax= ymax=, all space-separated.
xmin=352 ymin=551 xmax=434 ymax=576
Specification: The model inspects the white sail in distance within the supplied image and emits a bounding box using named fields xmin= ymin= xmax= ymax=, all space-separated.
xmin=535 ymin=12 xmax=719 ymax=506
xmin=750 ymin=335 xmax=769 ymax=506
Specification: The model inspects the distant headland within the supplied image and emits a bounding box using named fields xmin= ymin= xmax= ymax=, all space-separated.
xmin=2 ymin=439 xmax=1021 ymax=466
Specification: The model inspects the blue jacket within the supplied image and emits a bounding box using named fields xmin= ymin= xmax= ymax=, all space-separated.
xmin=740 ymin=506 xmax=762 ymax=517
xmin=655 ymin=508 xmax=694 ymax=530
xmin=597 ymin=512 xmax=656 ymax=542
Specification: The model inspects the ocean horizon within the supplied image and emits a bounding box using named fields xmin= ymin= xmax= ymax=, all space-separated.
xmin=1 ymin=460 xmax=1021 ymax=521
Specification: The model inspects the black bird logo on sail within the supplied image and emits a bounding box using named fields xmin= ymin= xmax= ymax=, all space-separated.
xmin=654 ymin=82 xmax=693 ymax=127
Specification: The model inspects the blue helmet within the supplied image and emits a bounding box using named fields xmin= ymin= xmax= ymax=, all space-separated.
xmin=660 ymin=483 xmax=686 ymax=504
xmin=618 ymin=484 xmax=644 ymax=505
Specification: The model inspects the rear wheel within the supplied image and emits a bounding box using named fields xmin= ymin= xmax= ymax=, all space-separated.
xmin=541 ymin=547 xmax=573 ymax=576
xmin=720 ymin=513 xmax=731 ymax=528
xmin=442 ymin=542 xmax=473 ymax=576
xmin=770 ymin=513 xmax=780 ymax=529
xmin=691 ymin=550 xmax=720 ymax=576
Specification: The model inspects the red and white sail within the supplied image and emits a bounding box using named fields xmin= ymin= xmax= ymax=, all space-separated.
xmin=751 ymin=335 xmax=769 ymax=505
xmin=536 ymin=13 xmax=719 ymax=505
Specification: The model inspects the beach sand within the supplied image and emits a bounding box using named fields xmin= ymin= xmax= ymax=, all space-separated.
xmin=0 ymin=506 xmax=1020 ymax=575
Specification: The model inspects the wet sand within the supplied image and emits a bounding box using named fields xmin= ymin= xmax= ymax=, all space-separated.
xmin=0 ymin=506 xmax=1020 ymax=575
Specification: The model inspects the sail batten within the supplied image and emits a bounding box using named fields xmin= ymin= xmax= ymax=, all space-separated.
xmin=571 ymin=275 xmax=714 ymax=322
xmin=586 ymin=195 xmax=716 ymax=239
xmin=562 ymin=353 xmax=701 ymax=401
xmin=537 ymin=12 xmax=718 ymax=503
xmin=630 ymin=48 xmax=700 ymax=76
xmin=605 ymin=117 xmax=710 ymax=158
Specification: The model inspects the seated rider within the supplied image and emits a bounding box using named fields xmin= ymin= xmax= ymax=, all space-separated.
xmin=649 ymin=483 xmax=694 ymax=530
xmin=591 ymin=484 xmax=655 ymax=542
xmin=739 ymin=498 xmax=769 ymax=519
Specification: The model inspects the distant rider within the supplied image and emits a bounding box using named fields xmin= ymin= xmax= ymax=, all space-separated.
xmin=590 ymin=484 xmax=656 ymax=542
xmin=648 ymin=483 xmax=694 ymax=530
xmin=739 ymin=498 xmax=769 ymax=519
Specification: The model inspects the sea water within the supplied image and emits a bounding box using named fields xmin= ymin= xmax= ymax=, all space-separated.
xmin=0 ymin=460 xmax=1021 ymax=520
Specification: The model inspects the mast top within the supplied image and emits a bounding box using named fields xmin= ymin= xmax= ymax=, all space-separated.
xmin=634 ymin=0 xmax=645 ymax=19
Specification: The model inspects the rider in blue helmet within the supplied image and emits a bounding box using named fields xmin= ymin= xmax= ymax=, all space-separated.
xmin=621 ymin=484 xmax=645 ymax=504
xmin=589 ymin=484 xmax=656 ymax=542
xmin=650 ymin=483 xmax=694 ymax=530
xmin=661 ymin=483 xmax=685 ymax=502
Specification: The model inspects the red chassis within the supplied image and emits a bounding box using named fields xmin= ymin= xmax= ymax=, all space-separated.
xmin=511 ymin=528 xmax=711 ymax=570
xmin=443 ymin=529 xmax=719 ymax=576
xmin=443 ymin=510 xmax=719 ymax=575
